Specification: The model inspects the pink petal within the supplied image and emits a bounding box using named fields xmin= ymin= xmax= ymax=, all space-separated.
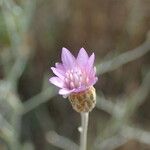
xmin=85 ymin=53 xmax=95 ymax=74
xmin=76 ymin=48 xmax=89 ymax=66
xmin=88 ymin=77 xmax=98 ymax=87
xmin=61 ymin=47 xmax=75 ymax=69
xmin=55 ymin=63 xmax=65 ymax=71
xmin=59 ymin=88 xmax=73 ymax=95
xmin=49 ymin=77 xmax=64 ymax=88
xmin=74 ymin=86 xmax=87 ymax=93
xmin=88 ymin=66 xmax=96 ymax=77
xmin=51 ymin=67 xmax=65 ymax=79
xmin=88 ymin=53 xmax=95 ymax=69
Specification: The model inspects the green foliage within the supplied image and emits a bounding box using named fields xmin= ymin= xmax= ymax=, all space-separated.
xmin=0 ymin=12 xmax=10 ymax=45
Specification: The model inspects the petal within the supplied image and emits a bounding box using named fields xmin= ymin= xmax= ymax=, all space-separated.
xmin=89 ymin=66 xmax=96 ymax=77
xmin=74 ymin=86 xmax=87 ymax=93
xmin=49 ymin=77 xmax=64 ymax=88
xmin=59 ymin=88 xmax=74 ymax=95
xmin=86 ymin=53 xmax=95 ymax=74
xmin=55 ymin=63 xmax=65 ymax=71
xmin=88 ymin=53 xmax=95 ymax=69
xmin=51 ymin=67 xmax=65 ymax=79
xmin=88 ymin=77 xmax=98 ymax=87
xmin=76 ymin=48 xmax=89 ymax=66
xmin=61 ymin=47 xmax=75 ymax=69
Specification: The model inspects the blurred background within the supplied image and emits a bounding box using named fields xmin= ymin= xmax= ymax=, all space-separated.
xmin=0 ymin=0 xmax=150 ymax=150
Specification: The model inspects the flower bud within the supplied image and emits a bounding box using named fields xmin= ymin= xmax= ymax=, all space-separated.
xmin=68 ymin=86 xmax=96 ymax=112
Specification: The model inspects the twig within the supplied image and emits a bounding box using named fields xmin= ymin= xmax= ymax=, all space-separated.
xmin=0 ymin=113 xmax=20 ymax=150
xmin=95 ymin=125 xmax=150 ymax=150
xmin=8 ymin=56 xmax=28 ymax=88
xmin=96 ymin=70 xmax=150 ymax=117
xmin=121 ymin=125 xmax=150 ymax=145
xmin=96 ymin=135 xmax=127 ymax=150
xmin=46 ymin=131 xmax=79 ymax=150
xmin=0 ymin=1 xmax=35 ymax=150
xmin=0 ymin=113 xmax=14 ymax=134
xmin=22 ymin=86 xmax=57 ymax=114
xmin=124 ymin=70 xmax=150 ymax=118
xmin=96 ymin=95 xmax=115 ymax=115
xmin=97 ymin=35 xmax=150 ymax=75
xmin=93 ymin=70 xmax=150 ymax=149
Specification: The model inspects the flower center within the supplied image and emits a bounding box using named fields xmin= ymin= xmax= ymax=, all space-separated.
xmin=64 ymin=68 xmax=89 ymax=90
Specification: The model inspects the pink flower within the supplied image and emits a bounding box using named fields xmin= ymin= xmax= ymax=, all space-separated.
xmin=49 ymin=48 xmax=98 ymax=98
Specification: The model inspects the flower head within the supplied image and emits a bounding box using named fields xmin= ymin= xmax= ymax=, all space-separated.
xmin=49 ymin=47 xmax=98 ymax=98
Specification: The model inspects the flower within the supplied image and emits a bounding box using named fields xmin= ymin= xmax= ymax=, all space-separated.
xmin=49 ymin=47 xmax=98 ymax=98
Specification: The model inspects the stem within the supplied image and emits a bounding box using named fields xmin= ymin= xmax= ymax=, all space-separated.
xmin=80 ymin=112 xmax=89 ymax=150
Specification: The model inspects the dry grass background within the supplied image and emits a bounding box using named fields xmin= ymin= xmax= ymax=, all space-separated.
xmin=0 ymin=0 xmax=150 ymax=150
